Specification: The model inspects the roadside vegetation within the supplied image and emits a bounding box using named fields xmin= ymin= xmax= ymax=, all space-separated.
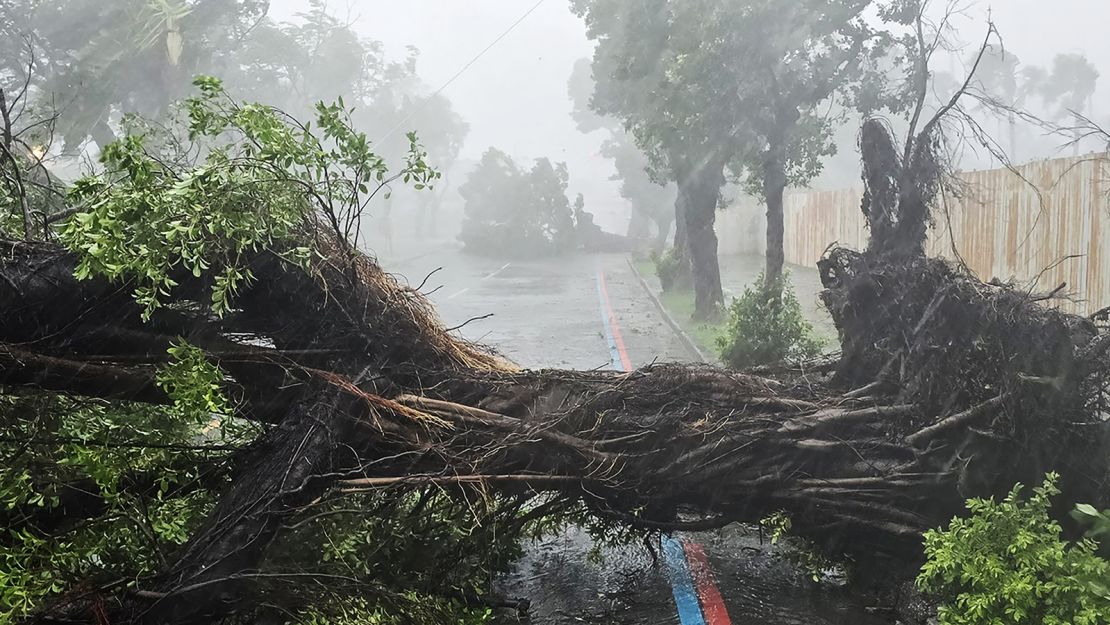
xmin=633 ymin=256 xmax=724 ymax=357
xmin=919 ymin=474 xmax=1110 ymax=625
xmin=637 ymin=257 xmax=828 ymax=367
xmin=718 ymin=273 xmax=824 ymax=368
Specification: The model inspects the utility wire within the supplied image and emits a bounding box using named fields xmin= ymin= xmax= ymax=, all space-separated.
xmin=373 ymin=0 xmax=547 ymax=146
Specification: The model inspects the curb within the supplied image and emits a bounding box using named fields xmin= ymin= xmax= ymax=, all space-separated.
xmin=625 ymin=256 xmax=710 ymax=364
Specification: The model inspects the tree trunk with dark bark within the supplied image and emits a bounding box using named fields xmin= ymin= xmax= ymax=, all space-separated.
xmin=672 ymin=180 xmax=688 ymax=256
xmin=678 ymin=158 xmax=725 ymax=320
xmin=651 ymin=213 xmax=673 ymax=255
xmin=763 ymin=145 xmax=787 ymax=291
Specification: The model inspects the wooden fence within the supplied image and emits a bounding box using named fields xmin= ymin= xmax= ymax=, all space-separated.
xmin=779 ymin=155 xmax=1110 ymax=316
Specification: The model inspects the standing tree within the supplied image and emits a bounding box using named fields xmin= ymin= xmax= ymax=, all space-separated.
xmin=719 ymin=0 xmax=894 ymax=291
xmin=568 ymin=58 xmax=675 ymax=253
xmin=572 ymin=0 xmax=894 ymax=316
xmin=572 ymin=0 xmax=735 ymax=319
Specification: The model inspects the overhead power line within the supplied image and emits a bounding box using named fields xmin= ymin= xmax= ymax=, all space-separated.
xmin=373 ymin=0 xmax=548 ymax=146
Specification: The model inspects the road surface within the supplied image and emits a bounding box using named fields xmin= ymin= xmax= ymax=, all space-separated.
xmin=388 ymin=249 xmax=889 ymax=625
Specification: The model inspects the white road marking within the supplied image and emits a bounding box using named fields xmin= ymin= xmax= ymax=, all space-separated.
xmin=446 ymin=263 xmax=511 ymax=301
xmin=484 ymin=262 xmax=512 ymax=279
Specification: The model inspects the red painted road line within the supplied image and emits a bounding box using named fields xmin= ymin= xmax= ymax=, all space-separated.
xmin=596 ymin=270 xmax=633 ymax=371
xmin=683 ymin=539 xmax=733 ymax=624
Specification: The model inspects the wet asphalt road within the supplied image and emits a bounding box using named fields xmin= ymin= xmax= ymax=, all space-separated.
xmin=390 ymin=251 xmax=693 ymax=369
xmin=387 ymin=249 xmax=889 ymax=625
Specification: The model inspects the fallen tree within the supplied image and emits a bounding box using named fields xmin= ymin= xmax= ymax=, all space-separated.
xmin=1 ymin=79 xmax=1108 ymax=625
xmin=4 ymin=216 xmax=1109 ymax=624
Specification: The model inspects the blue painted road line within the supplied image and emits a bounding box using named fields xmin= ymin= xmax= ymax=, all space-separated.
xmin=662 ymin=534 xmax=708 ymax=625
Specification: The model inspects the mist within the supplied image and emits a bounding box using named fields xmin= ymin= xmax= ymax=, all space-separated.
xmin=260 ymin=0 xmax=1110 ymax=233
xmin=2 ymin=2 xmax=1109 ymax=624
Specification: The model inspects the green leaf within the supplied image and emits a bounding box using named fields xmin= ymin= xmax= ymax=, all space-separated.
xmin=1075 ymin=504 xmax=1099 ymax=518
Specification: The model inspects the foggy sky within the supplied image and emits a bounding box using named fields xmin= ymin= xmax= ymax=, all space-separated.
xmin=269 ymin=0 xmax=623 ymax=227
xmin=268 ymin=0 xmax=1110 ymax=228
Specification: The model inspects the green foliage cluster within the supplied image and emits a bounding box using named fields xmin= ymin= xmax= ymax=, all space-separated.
xmin=269 ymin=494 xmax=649 ymax=625
xmin=0 ymin=401 xmax=233 ymax=621
xmin=0 ymin=79 xmax=492 ymax=623
xmin=458 ymin=148 xmax=579 ymax=257
xmin=1072 ymin=503 xmax=1110 ymax=554
xmin=717 ymin=273 xmax=823 ymax=367
xmin=0 ymin=340 xmax=250 ymax=620
xmin=919 ymin=474 xmax=1110 ymax=625
xmin=759 ymin=510 xmax=843 ymax=583
xmin=651 ymin=247 xmax=691 ymax=293
xmin=59 ymin=77 xmax=435 ymax=318
xmin=271 ymin=491 xmax=532 ymax=625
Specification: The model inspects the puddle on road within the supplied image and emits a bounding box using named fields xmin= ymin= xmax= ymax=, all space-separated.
xmin=495 ymin=526 xmax=677 ymax=625
xmin=494 ymin=525 xmax=895 ymax=625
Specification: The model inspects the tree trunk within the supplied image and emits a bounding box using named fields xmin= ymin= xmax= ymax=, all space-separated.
xmin=763 ymin=140 xmax=787 ymax=290
xmin=659 ymin=170 xmax=692 ymax=292
xmin=672 ymin=183 xmax=688 ymax=255
xmin=679 ymin=159 xmax=725 ymax=320
xmin=91 ymin=121 xmax=118 ymax=153
xmin=627 ymin=205 xmax=651 ymax=240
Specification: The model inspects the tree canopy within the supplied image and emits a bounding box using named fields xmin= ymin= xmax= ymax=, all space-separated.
xmin=458 ymin=148 xmax=579 ymax=257
xmin=571 ymin=0 xmax=902 ymax=316
xmin=0 ymin=0 xmax=468 ymax=172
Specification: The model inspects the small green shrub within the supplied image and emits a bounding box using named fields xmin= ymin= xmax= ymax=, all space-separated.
xmin=717 ymin=273 xmax=822 ymax=367
xmin=651 ymin=247 xmax=691 ymax=292
xmin=918 ymin=473 xmax=1110 ymax=625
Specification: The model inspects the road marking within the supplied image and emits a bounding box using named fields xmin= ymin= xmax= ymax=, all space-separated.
xmin=594 ymin=269 xmax=632 ymax=371
xmin=684 ymin=541 xmax=733 ymax=625
xmin=662 ymin=535 xmax=708 ymax=625
xmin=445 ymin=263 xmax=510 ymax=300
xmin=595 ymin=262 xmax=731 ymax=625
xmin=484 ymin=262 xmax=512 ymax=280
